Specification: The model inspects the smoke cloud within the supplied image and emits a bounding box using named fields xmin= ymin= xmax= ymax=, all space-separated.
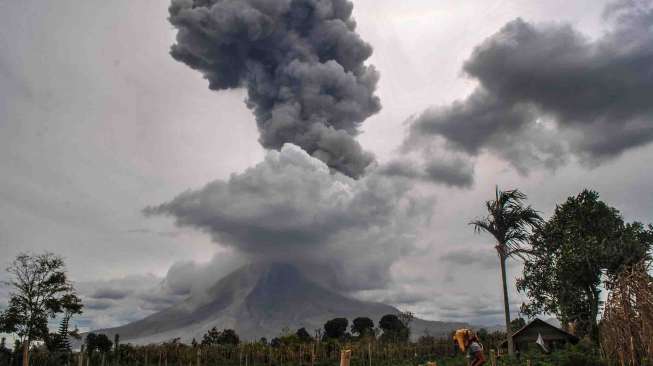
xmin=406 ymin=0 xmax=653 ymax=173
xmin=169 ymin=0 xmax=381 ymax=178
xmin=379 ymin=158 xmax=474 ymax=188
xmin=146 ymin=144 xmax=431 ymax=291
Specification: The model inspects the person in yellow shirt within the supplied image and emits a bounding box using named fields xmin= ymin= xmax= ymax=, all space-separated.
xmin=453 ymin=329 xmax=486 ymax=366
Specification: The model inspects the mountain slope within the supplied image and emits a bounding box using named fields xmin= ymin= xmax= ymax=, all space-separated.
xmin=93 ymin=263 xmax=467 ymax=344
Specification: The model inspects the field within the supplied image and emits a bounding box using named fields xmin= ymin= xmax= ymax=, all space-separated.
xmin=2 ymin=338 xmax=625 ymax=366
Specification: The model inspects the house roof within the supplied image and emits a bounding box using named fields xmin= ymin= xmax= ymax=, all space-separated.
xmin=500 ymin=319 xmax=579 ymax=346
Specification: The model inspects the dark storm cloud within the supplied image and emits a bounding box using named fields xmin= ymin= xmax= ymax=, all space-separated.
xmin=379 ymin=158 xmax=474 ymax=188
xmin=146 ymin=144 xmax=430 ymax=291
xmin=406 ymin=0 xmax=653 ymax=171
xmin=168 ymin=0 xmax=380 ymax=178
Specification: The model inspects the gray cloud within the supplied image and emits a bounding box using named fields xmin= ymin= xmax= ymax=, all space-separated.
xmin=406 ymin=0 xmax=653 ymax=173
xmin=162 ymin=252 xmax=245 ymax=298
xmin=440 ymin=249 xmax=497 ymax=270
xmin=379 ymin=157 xmax=474 ymax=188
xmin=72 ymin=251 xmax=244 ymax=330
xmin=90 ymin=288 xmax=131 ymax=300
xmin=168 ymin=0 xmax=380 ymax=178
xmin=146 ymin=144 xmax=430 ymax=291
xmin=85 ymin=299 xmax=114 ymax=311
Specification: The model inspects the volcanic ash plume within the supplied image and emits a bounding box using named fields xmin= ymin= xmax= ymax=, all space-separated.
xmin=146 ymin=144 xmax=430 ymax=291
xmin=169 ymin=0 xmax=381 ymax=178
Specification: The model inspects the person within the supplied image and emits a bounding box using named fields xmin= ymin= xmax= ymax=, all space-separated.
xmin=466 ymin=333 xmax=486 ymax=366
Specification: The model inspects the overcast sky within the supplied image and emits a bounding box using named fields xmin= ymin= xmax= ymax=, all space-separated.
xmin=1 ymin=0 xmax=652 ymax=333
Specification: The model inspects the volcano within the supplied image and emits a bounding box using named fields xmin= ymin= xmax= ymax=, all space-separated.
xmin=93 ymin=263 xmax=468 ymax=344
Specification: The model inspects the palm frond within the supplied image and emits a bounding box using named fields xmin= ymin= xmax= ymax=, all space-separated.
xmin=472 ymin=186 xmax=543 ymax=259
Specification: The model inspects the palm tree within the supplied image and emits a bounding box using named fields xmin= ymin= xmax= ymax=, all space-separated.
xmin=470 ymin=186 xmax=542 ymax=356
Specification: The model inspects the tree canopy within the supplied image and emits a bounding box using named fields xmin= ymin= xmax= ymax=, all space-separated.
xmin=379 ymin=314 xmax=409 ymax=343
xmin=85 ymin=333 xmax=113 ymax=354
xmin=0 ymin=253 xmax=82 ymax=366
xmin=470 ymin=187 xmax=543 ymax=260
xmin=323 ymin=318 xmax=348 ymax=340
xmin=201 ymin=327 xmax=240 ymax=346
xmin=517 ymin=190 xmax=653 ymax=339
xmin=351 ymin=317 xmax=375 ymax=338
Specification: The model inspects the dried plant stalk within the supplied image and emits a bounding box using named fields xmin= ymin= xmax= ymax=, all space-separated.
xmin=601 ymin=260 xmax=653 ymax=366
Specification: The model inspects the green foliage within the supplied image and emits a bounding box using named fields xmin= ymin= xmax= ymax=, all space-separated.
xmin=470 ymin=187 xmax=543 ymax=259
xmin=379 ymin=314 xmax=409 ymax=343
xmin=10 ymin=335 xmax=648 ymax=366
xmin=201 ymin=327 xmax=240 ymax=346
xmin=295 ymin=327 xmax=312 ymax=343
xmin=477 ymin=329 xmax=507 ymax=351
xmin=351 ymin=317 xmax=374 ymax=338
xmin=518 ymin=189 xmax=653 ymax=339
xmin=45 ymin=293 xmax=83 ymax=354
xmin=493 ymin=343 xmax=607 ymax=366
xmin=323 ymin=317 xmax=348 ymax=340
xmin=0 ymin=253 xmax=81 ymax=347
xmin=85 ymin=333 xmax=113 ymax=354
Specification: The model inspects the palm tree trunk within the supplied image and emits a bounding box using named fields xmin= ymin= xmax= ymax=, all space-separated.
xmin=499 ymin=254 xmax=514 ymax=356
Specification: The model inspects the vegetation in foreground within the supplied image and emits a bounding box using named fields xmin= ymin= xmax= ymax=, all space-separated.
xmin=0 ymin=332 xmax=625 ymax=366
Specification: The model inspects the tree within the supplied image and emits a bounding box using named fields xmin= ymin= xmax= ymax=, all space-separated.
xmin=202 ymin=327 xmax=220 ymax=346
xmin=351 ymin=317 xmax=374 ymax=338
xmin=86 ymin=333 xmax=113 ymax=354
xmin=46 ymin=293 xmax=83 ymax=354
xmin=0 ymin=253 xmax=81 ymax=366
xmin=201 ymin=327 xmax=240 ymax=346
xmin=323 ymin=318 xmax=348 ymax=340
xmin=517 ymin=190 xmax=652 ymax=340
xmin=296 ymin=328 xmax=312 ymax=343
xmin=470 ymin=187 xmax=542 ymax=355
xmin=379 ymin=314 xmax=409 ymax=343
xmin=216 ymin=329 xmax=239 ymax=345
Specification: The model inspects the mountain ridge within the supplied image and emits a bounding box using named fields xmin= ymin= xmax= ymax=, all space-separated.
xmin=92 ymin=263 xmax=469 ymax=344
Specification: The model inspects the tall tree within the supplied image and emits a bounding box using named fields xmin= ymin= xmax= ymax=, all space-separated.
xmin=470 ymin=187 xmax=542 ymax=355
xmin=46 ymin=293 xmax=83 ymax=353
xmin=517 ymin=190 xmax=652 ymax=340
xmin=351 ymin=317 xmax=375 ymax=338
xmin=323 ymin=318 xmax=348 ymax=340
xmin=379 ymin=314 xmax=409 ymax=343
xmin=0 ymin=253 xmax=80 ymax=366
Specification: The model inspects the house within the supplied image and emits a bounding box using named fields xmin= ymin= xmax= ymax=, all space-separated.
xmin=501 ymin=318 xmax=579 ymax=353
